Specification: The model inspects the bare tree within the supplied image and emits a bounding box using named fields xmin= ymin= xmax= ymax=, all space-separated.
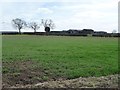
xmin=112 ymin=30 xmax=117 ymax=33
xmin=41 ymin=19 xmax=55 ymax=33
xmin=111 ymin=30 xmax=117 ymax=37
xmin=12 ymin=18 xmax=26 ymax=34
xmin=29 ymin=22 xmax=40 ymax=33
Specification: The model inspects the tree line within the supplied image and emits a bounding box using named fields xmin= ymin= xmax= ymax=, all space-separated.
xmin=12 ymin=18 xmax=55 ymax=34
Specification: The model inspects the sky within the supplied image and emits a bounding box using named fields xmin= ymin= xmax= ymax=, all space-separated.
xmin=0 ymin=0 xmax=119 ymax=33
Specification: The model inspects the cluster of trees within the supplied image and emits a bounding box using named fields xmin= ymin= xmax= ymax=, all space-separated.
xmin=12 ymin=18 xmax=55 ymax=34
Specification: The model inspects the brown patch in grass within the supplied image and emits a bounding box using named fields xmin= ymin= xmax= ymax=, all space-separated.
xmin=2 ymin=60 xmax=52 ymax=87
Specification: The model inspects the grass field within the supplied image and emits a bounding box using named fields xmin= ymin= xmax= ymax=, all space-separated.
xmin=2 ymin=35 xmax=118 ymax=86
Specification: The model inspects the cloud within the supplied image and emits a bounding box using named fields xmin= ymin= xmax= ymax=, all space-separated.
xmin=0 ymin=0 xmax=48 ymax=2
xmin=36 ymin=7 xmax=53 ymax=14
xmin=55 ymin=0 xmax=118 ymax=32
xmin=0 ymin=0 xmax=118 ymax=32
xmin=1 ymin=0 xmax=74 ymax=2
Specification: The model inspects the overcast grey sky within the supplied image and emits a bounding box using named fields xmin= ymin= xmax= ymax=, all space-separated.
xmin=0 ymin=0 xmax=119 ymax=32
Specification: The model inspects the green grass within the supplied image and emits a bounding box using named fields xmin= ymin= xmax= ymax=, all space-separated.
xmin=2 ymin=35 xmax=118 ymax=79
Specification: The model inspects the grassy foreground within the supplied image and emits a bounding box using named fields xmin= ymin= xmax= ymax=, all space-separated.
xmin=2 ymin=35 xmax=118 ymax=82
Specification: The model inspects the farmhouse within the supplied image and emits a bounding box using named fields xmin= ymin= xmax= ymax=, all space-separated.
xmin=62 ymin=29 xmax=94 ymax=36
xmin=82 ymin=29 xmax=94 ymax=34
xmin=93 ymin=31 xmax=107 ymax=37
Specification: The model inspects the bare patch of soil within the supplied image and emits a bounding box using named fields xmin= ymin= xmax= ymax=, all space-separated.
xmin=10 ymin=74 xmax=118 ymax=88
xmin=2 ymin=60 xmax=51 ymax=87
xmin=36 ymin=74 xmax=118 ymax=88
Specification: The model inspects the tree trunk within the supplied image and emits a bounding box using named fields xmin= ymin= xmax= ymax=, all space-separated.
xmin=34 ymin=29 xmax=36 ymax=34
xmin=19 ymin=29 xmax=21 ymax=34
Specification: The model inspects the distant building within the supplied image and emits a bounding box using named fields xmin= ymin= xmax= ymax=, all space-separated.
xmin=68 ymin=29 xmax=81 ymax=34
xmin=93 ymin=31 xmax=107 ymax=36
xmin=81 ymin=29 xmax=94 ymax=34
